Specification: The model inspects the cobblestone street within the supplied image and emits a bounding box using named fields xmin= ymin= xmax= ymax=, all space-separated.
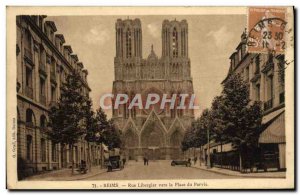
xmin=85 ymin=160 xmax=240 ymax=180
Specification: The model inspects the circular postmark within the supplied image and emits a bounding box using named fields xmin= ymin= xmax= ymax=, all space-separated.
xmin=247 ymin=7 xmax=287 ymax=54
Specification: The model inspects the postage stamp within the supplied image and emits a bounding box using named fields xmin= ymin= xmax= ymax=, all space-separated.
xmin=247 ymin=7 xmax=287 ymax=54
xmin=6 ymin=6 xmax=294 ymax=190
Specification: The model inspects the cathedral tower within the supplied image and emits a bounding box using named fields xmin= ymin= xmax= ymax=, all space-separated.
xmin=161 ymin=19 xmax=191 ymax=80
xmin=114 ymin=18 xmax=142 ymax=81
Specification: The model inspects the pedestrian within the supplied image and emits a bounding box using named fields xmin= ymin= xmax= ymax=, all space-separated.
xmin=107 ymin=160 xmax=112 ymax=172
xmin=143 ymin=157 xmax=146 ymax=166
xmin=122 ymin=158 xmax=126 ymax=166
xmin=194 ymin=157 xmax=197 ymax=165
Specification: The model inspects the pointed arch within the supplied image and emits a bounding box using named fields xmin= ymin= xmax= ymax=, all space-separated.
xmin=140 ymin=110 xmax=167 ymax=148
xmin=123 ymin=127 xmax=139 ymax=148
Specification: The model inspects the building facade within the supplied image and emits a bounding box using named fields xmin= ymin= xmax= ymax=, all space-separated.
xmin=16 ymin=16 xmax=102 ymax=178
xmin=208 ymin=30 xmax=286 ymax=171
xmin=112 ymin=19 xmax=194 ymax=161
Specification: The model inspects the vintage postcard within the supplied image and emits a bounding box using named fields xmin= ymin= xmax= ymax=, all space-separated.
xmin=6 ymin=6 xmax=295 ymax=190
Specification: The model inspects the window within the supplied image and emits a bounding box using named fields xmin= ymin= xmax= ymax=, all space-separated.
xmin=24 ymin=30 xmax=32 ymax=50
xmin=26 ymin=135 xmax=32 ymax=161
xmin=25 ymin=67 xmax=32 ymax=87
xmin=267 ymin=75 xmax=274 ymax=101
xmin=41 ymin=138 xmax=46 ymax=162
xmin=245 ymin=66 xmax=249 ymax=82
xmin=51 ymin=86 xmax=56 ymax=101
xmin=126 ymin=29 xmax=132 ymax=58
xmin=52 ymin=142 xmax=57 ymax=162
xmin=256 ymin=84 xmax=260 ymax=101
xmin=51 ymin=61 xmax=56 ymax=75
xmin=40 ymin=78 xmax=45 ymax=96
xmin=26 ymin=109 xmax=34 ymax=124
xmin=255 ymin=55 xmax=260 ymax=74
xmin=40 ymin=115 xmax=46 ymax=128
xmin=40 ymin=47 xmax=46 ymax=68
xmin=60 ymin=69 xmax=65 ymax=84
xmin=172 ymin=28 xmax=178 ymax=57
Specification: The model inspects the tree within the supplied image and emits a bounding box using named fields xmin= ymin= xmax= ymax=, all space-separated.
xmin=220 ymin=73 xmax=262 ymax=171
xmin=94 ymin=107 xmax=110 ymax=138
xmin=181 ymin=127 xmax=195 ymax=152
xmin=209 ymin=96 xmax=227 ymax=167
xmin=48 ymin=69 xmax=88 ymax=174
xmin=100 ymin=120 xmax=122 ymax=150
xmin=82 ymin=98 xmax=97 ymax=171
xmin=194 ymin=109 xmax=210 ymax=166
xmin=182 ymin=109 xmax=210 ymax=163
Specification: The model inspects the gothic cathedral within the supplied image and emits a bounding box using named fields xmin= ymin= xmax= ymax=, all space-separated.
xmin=112 ymin=18 xmax=195 ymax=161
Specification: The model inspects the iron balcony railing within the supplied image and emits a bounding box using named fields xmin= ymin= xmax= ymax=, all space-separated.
xmin=264 ymin=98 xmax=273 ymax=111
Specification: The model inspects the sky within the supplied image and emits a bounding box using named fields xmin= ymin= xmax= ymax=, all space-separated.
xmin=47 ymin=15 xmax=246 ymax=118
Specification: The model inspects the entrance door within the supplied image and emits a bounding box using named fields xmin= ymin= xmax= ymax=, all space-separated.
xmin=261 ymin=143 xmax=280 ymax=170
xmin=128 ymin=149 xmax=135 ymax=160
xmin=148 ymin=148 xmax=161 ymax=160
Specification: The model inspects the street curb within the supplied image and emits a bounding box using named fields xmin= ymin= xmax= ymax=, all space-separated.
xmin=191 ymin=166 xmax=286 ymax=179
xmin=66 ymin=169 xmax=107 ymax=181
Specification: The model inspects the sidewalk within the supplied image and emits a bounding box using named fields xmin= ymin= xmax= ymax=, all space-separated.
xmin=24 ymin=165 xmax=107 ymax=181
xmin=191 ymin=163 xmax=286 ymax=178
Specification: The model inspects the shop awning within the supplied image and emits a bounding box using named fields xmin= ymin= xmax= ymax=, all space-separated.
xmin=259 ymin=111 xmax=285 ymax=144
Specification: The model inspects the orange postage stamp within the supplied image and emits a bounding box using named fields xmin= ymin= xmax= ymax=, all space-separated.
xmin=247 ymin=7 xmax=287 ymax=54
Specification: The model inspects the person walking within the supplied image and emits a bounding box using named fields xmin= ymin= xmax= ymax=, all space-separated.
xmin=194 ymin=156 xmax=198 ymax=165
xmin=122 ymin=158 xmax=126 ymax=166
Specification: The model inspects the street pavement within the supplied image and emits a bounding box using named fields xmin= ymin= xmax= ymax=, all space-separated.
xmin=85 ymin=160 xmax=240 ymax=180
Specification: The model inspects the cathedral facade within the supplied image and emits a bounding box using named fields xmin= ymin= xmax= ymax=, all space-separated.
xmin=112 ymin=18 xmax=195 ymax=161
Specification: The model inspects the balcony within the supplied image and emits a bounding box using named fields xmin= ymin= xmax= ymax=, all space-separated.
xmin=279 ymin=92 xmax=285 ymax=104
xmin=24 ymin=48 xmax=33 ymax=64
xmin=264 ymin=98 xmax=273 ymax=111
xmin=39 ymin=62 xmax=47 ymax=76
xmin=25 ymin=86 xmax=33 ymax=99
xmin=40 ymin=94 xmax=46 ymax=106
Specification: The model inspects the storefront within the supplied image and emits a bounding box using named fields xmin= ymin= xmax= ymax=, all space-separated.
xmin=259 ymin=111 xmax=285 ymax=171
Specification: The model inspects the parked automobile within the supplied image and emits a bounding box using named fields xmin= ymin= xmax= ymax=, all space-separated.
xmin=107 ymin=155 xmax=124 ymax=172
xmin=171 ymin=159 xmax=191 ymax=167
